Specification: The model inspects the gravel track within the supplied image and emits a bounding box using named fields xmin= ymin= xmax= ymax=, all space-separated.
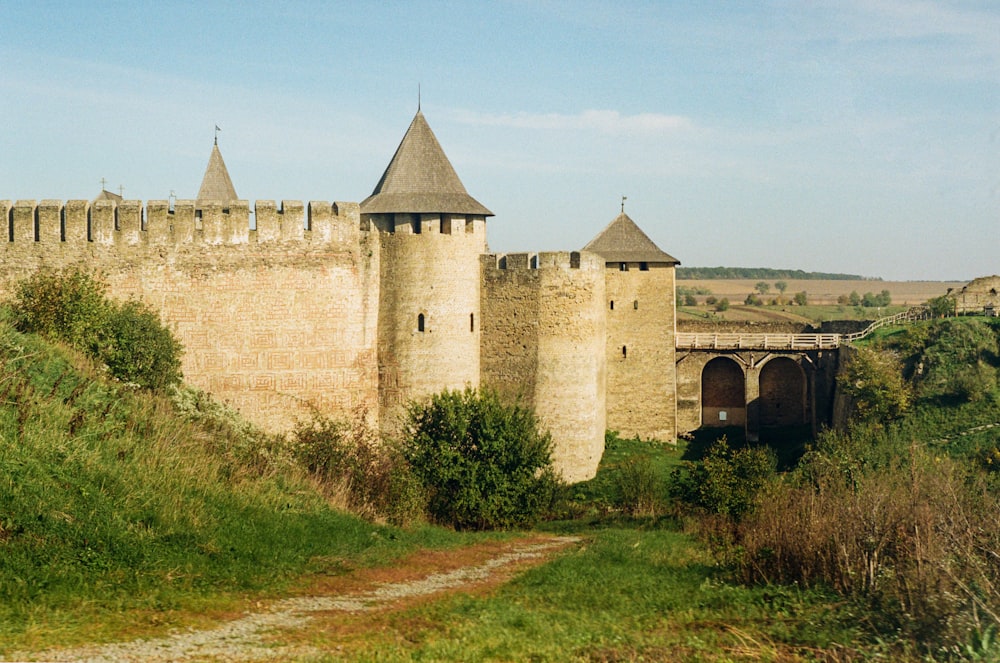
xmin=14 ymin=536 xmax=579 ymax=663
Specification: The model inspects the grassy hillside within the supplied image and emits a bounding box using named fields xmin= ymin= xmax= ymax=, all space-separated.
xmin=0 ymin=321 xmax=471 ymax=652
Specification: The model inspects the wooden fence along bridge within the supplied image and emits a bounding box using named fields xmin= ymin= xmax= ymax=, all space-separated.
xmin=675 ymin=306 xmax=931 ymax=350
xmin=674 ymin=306 xmax=932 ymax=438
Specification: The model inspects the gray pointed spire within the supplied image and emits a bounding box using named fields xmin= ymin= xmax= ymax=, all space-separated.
xmin=361 ymin=111 xmax=492 ymax=216
xmin=583 ymin=212 xmax=679 ymax=265
xmin=197 ymin=142 xmax=238 ymax=202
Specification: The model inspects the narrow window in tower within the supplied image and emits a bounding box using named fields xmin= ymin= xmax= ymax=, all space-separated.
xmin=418 ymin=313 xmax=425 ymax=332
xmin=413 ymin=215 xmax=422 ymax=235
xmin=619 ymin=262 xmax=628 ymax=271
xmin=610 ymin=300 xmax=615 ymax=310
xmin=634 ymin=300 xmax=639 ymax=310
xmin=60 ymin=207 xmax=66 ymax=242
xmin=470 ymin=313 xmax=475 ymax=332
xmin=622 ymin=345 xmax=627 ymax=358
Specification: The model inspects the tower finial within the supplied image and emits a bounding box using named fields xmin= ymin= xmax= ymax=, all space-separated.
xmin=621 ymin=195 xmax=627 ymax=214
xmin=214 ymin=124 xmax=221 ymax=145
xmin=418 ymin=83 xmax=421 ymax=112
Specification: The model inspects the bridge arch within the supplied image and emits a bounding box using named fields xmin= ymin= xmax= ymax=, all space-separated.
xmin=701 ymin=356 xmax=745 ymax=427
xmin=758 ymin=356 xmax=806 ymax=427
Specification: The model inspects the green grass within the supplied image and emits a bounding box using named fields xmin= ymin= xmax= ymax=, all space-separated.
xmin=0 ymin=323 xmax=481 ymax=653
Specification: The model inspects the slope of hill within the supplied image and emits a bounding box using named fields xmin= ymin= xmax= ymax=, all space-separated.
xmin=0 ymin=322 xmax=463 ymax=650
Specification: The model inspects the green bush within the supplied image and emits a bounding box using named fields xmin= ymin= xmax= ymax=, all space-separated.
xmin=9 ymin=268 xmax=183 ymax=391
xmin=839 ymin=346 xmax=911 ymax=423
xmin=401 ymin=387 xmax=562 ymax=530
xmin=671 ymin=436 xmax=776 ymax=518
xmin=291 ymin=413 xmax=424 ymax=526
xmin=97 ymin=300 xmax=182 ymax=390
xmin=10 ymin=267 xmax=108 ymax=351
xmin=618 ymin=455 xmax=667 ymax=516
xmin=714 ymin=298 xmax=730 ymax=312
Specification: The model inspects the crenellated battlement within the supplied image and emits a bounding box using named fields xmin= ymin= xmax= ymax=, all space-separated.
xmin=483 ymin=250 xmax=603 ymax=271
xmin=0 ymin=199 xmax=363 ymax=251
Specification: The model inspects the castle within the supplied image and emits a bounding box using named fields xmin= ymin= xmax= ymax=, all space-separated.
xmin=0 ymin=110 xmax=679 ymax=482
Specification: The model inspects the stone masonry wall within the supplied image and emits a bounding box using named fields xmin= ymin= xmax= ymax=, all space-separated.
xmin=0 ymin=199 xmax=380 ymax=432
xmin=604 ymin=264 xmax=677 ymax=441
xmin=481 ymin=251 xmax=606 ymax=482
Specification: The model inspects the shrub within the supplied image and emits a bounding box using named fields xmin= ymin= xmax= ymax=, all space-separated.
xmin=10 ymin=267 xmax=108 ymax=351
xmin=735 ymin=432 xmax=1000 ymax=653
xmin=744 ymin=293 xmax=762 ymax=306
xmin=618 ymin=455 xmax=667 ymax=517
xmin=793 ymin=291 xmax=808 ymax=306
xmin=9 ymin=268 xmax=183 ymax=390
xmin=671 ymin=436 xmax=776 ymax=519
xmin=839 ymin=346 xmax=911 ymax=423
xmin=714 ymin=298 xmax=730 ymax=312
xmin=291 ymin=413 xmax=424 ymax=526
xmin=97 ymin=300 xmax=182 ymax=390
xmin=401 ymin=387 xmax=562 ymax=530
xmin=683 ymin=293 xmax=697 ymax=306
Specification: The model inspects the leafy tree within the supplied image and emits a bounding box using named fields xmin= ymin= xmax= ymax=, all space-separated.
xmin=683 ymin=293 xmax=698 ymax=306
xmin=715 ymin=298 xmax=730 ymax=312
xmin=755 ymin=281 xmax=770 ymax=295
xmin=793 ymin=291 xmax=808 ymax=306
xmin=927 ymin=295 xmax=955 ymax=318
xmin=775 ymin=281 xmax=788 ymax=294
xmin=401 ymin=388 xmax=562 ymax=530
xmin=744 ymin=293 xmax=763 ymax=306
xmin=839 ymin=346 xmax=911 ymax=423
xmin=849 ymin=291 xmax=861 ymax=307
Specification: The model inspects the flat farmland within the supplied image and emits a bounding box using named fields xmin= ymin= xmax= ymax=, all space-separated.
xmin=678 ymin=279 xmax=964 ymax=306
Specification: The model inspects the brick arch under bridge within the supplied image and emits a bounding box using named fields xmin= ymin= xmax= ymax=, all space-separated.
xmin=675 ymin=349 xmax=841 ymax=441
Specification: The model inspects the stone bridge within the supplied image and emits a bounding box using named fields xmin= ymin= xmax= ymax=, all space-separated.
xmin=674 ymin=307 xmax=930 ymax=441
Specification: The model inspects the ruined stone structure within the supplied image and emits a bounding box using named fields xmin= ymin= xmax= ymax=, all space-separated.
xmin=0 ymin=110 xmax=682 ymax=483
xmin=950 ymin=275 xmax=1000 ymax=316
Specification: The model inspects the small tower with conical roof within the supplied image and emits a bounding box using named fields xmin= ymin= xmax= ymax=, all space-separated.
xmin=362 ymin=110 xmax=492 ymax=431
xmin=584 ymin=209 xmax=680 ymax=441
xmin=196 ymin=139 xmax=239 ymax=204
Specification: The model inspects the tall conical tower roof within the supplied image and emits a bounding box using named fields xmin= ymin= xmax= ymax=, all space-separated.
xmin=583 ymin=212 xmax=679 ymax=265
xmin=361 ymin=111 xmax=492 ymax=216
xmin=196 ymin=141 xmax=239 ymax=202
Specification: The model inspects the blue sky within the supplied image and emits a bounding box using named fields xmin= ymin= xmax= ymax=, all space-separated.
xmin=1 ymin=1 xmax=997 ymax=281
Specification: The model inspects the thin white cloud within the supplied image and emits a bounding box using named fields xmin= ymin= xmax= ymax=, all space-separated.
xmin=448 ymin=108 xmax=694 ymax=135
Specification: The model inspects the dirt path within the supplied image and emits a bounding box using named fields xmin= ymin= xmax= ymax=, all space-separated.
xmin=17 ymin=535 xmax=580 ymax=662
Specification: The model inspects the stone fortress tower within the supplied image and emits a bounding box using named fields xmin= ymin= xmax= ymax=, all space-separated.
xmin=0 ymin=108 xmax=680 ymax=483
xmin=360 ymin=110 xmax=492 ymax=432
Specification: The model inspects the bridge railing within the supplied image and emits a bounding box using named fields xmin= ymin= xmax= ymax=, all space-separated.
xmin=676 ymin=306 xmax=931 ymax=351
xmin=675 ymin=333 xmax=842 ymax=350
xmin=842 ymin=306 xmax=931 ymax=343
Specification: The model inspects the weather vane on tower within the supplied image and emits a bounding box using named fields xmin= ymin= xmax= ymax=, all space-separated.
xmin=621 ymin=195 xmax=627 ymax=214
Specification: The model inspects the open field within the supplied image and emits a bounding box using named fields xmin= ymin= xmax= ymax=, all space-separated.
xmin=679 ymin=279 xmax=963 ymax=306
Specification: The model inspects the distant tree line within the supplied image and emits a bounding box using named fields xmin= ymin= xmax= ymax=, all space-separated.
xmin=677 ymin=267 xmax=878 ymax=281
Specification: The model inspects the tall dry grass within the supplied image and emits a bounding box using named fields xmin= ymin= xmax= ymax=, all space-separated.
xmin=735 ymin=439 xmax=1000 ymax=653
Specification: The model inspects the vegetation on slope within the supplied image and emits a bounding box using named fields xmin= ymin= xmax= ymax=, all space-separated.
xmin=0 ymin=319 xmax=472 ymax=652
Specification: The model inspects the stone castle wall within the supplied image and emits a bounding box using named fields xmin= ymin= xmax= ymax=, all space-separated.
xmin=604 ymin=264 xmax=678 ymax=441
xmin=0 ymin=199 xmax=381 ymax=432
xmin=481 ymin=251 xmax=607 ymax=482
